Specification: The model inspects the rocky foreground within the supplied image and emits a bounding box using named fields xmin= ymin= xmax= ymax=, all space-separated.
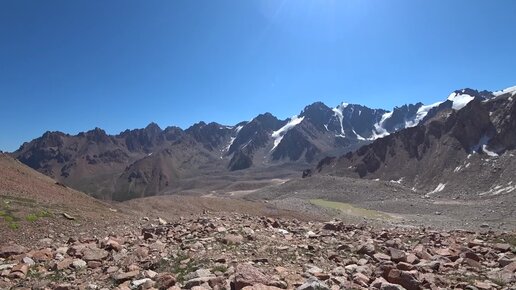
xmin=1 ymin=213 xmax=515 ymax=290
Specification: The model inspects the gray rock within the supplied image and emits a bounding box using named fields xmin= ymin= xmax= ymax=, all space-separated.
xmin=296 ymin=279 xmax=330 ymax=290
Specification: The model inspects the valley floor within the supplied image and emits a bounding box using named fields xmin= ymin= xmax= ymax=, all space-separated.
xmin=1 ymin=173 xmax=515 ymax=289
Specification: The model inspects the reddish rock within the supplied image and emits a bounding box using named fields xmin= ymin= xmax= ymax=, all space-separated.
xmin=396 ymin=262 xmax=414 ymax=271
xmin=9 ymin=263 xmax=28 ymax=279
xmin=386 ymin=269 xmax=421 ymax=290
xmin=155 ymin=273 xmax=176 ymax=288
xmin=493 ymin=243 xmax=511 ymax=252
xmin=464 ymin=251 xmax=480 ymax=262
xmin=233 ymin=264 xmax=269 ymax=290
xmin=54 ymin=258 xmax=73 ymax=271
xmin=113 ymin=270 xmax=139 ymax=282
xmin=31 ymin=248 xmax=53 ymax=261
xmin=87 ymin=260 xmax=103 ymax=269
xmin=389 ymin=248 xmax=407 ymax=263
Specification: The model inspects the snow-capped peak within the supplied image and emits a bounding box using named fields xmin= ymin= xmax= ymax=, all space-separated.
xmin=447 ymin=92 xmax=475 ymax=110
xmin=271 ymin=115 xmax=305 ymax=150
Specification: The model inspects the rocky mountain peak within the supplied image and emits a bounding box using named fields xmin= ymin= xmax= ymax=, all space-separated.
xmin=144 ymin=122 xmax=162 ymax=133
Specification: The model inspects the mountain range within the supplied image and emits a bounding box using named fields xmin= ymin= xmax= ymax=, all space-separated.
xmin=10 ymin=85 xmax=516 ymax=201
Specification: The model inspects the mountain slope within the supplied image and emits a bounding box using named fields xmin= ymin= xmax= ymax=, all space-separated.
xmin=316 ymin=88 xmax=516 ymax=196
xmin=0 ymin=153 xmax=130 ymax=244
xmin=10 ymin=86 xmax=514 ymax=200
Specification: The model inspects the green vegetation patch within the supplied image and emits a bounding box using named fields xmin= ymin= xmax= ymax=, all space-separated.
xmin=0 ymin=197 xmax=53 ymax=229
xmin=152 ymin=252 xmax=209 ymax=283
xmin=310 ymin=199 xmax=391 ymax=220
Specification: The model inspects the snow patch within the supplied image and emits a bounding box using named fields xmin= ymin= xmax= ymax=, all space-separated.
xmin=370 ymin=111 xmax=393 ymax=140
xmin=271 ymin=115 xmax=305 ymax=151
xmin=234 ymin=125 xmax=244 ymax=133
xmin=471 ymin=135 xmax=499 ymax=157
xmin=426 ymin=183 xmax=446 ymax=197
xmin=447 ymin=92 xmax=475 ymax=110
xmin=352 ymin=129 xmax=366 ymax=141
xmin=226 ymin=125 xmax=244 ymax=151
xmin=482 ymin=145 xmax=499 ymax=157
xmin=406 ymin=101 xmax=443 ymax=127
xmin=332 ymin=102 xmax=348 ymax=136
xmin=492 ymin=86 xmax=516 ymax=97
xmin=480 ymin=185 xmax=516 ymax=196
xmin=390 ymin=177 xmax=404 ymax=184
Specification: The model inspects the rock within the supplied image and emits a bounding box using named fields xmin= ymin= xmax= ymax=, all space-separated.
xmin=222 ymin=234 xmax=244 ymax=245
xmin=405 ymin=254 xmax=419 ymax=264
xmin=32 ymin=248 xmax=53 ymax=261
xmin=55 ymin=258 xmax=73 ymax=270
xmin=322 ymin=222 xmax=342 ymax=231
xmin=380 ymin=283 xmax=407 ymax=290
xmin=0 ymin=245 xmax=27 ymax=258
xmin=352 ymin=272 xmax=369 ymax=286
xmin=62 ymin=213 xmax=76 ymax=220
xmin=498 ymin=256 xmax=515 ymax=267
xmin=463 ymin=258 xmax=482 ymax=268
xmin=22 ymin=257 xmax=35 ymax=266
xmin=296 ymin=279 xmax=330 ymax=290
xmin=396 ymin=262 xmax=414 ymax=271
xmin=242 ymin=284 xmax=284 ymax=290
xmin=233 ymin=264 xmax=270 ymax=290
xmin=105 ymin=239 xmax=122 ymax=252
xmin=9 ymin=263 xmax=28 ymax=279
xmin=493 ymin=243 xmax=511 ymax=252
xmin=386 ymin=269 xmax=421 ymax=290
xmin=503 ymin=261 xmax=516 ymax=273
xmin=184 ymin=268 xmax=215 ymax=280
xmin=158 ymin=217 xmax=167 ymax=225
xmin=0 ymin=264 xmax=16 ymax=271
xmin=113 ymin=270 xmax=139 ymax=282
xmin=131 ymin=278 xmax=152 ymax=288
xmin=72 ymin=259 xmax=87 ymax=269
xmin=374 ymin=253 xmax=391 ymax=261
xmin=184 ymin=277 xmax=217 ymax=289
xmin=88 ymin=260 xmax=103 ymax=268
xmin=305 ymin=265 xmax=324 ymax=276
xmin=135 ymin=246 xmax=149 ymax=259
xmin=82 ymin=248 xmax=109 ymax=261
xmin=357 ymin=243 xmax=375 ymax=256
xmin=143 ymin=269 xmax=158 ymax=279
xmin=54 ymin=284 xmax=73 ymax=290
xmin=389 ymin=248 xmax=406 ymax=263
xmin=464 ymin=251 xmax=480 ymax=262
xmin=474 ymin=280 xmax=495 ymax=290
xmin=155 ymin=273 xmax=176 ymax=288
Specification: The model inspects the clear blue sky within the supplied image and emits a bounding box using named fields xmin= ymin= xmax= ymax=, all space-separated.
xmin=1 ymin=0 xmax=515 ymax=152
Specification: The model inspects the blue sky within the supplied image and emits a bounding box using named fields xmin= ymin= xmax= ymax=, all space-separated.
xmin=1 ymin=0 xmax=515 ymax=152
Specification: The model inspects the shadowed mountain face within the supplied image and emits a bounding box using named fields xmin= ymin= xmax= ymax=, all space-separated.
xmin=316 ymin=88 xmax=516 ymax=196
xmin=11 ymin=86 xmax=512 ymax=200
